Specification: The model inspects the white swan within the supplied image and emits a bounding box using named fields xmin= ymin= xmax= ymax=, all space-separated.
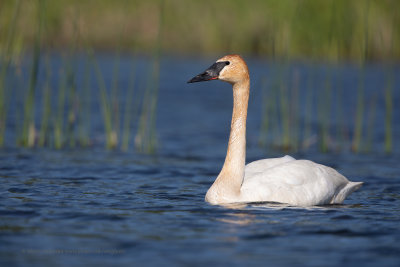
xmin=188 ymin=54 xmax=363 ymax=206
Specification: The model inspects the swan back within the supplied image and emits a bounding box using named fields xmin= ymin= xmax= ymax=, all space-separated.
xmin=240 ymin=159 xmax=362 ymax=206
xmin=245 ymin=155 xmax=295 ymax=177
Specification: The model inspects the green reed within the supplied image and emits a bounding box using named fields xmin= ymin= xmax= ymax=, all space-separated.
xmin=135 ymin=57 xmax=160 ymax=154
xmin=0 ymin=0 xmax=21 ymax=146
xmin=54 ymin=66 xmax=67 ymax=149
xmin=258 ymin=77 xmax=269 ymax=147
xmin=1 ymin=0 xmax=400 ymax=61
xmin=110 ymin=51 xmax=121 ymax=148
xmin=78 ymin=58 xmax=92 ymax=147
xmin=121 ymin=61 xmax=137 ymax=151
xmin=279 ymin=81 xmax=290 ymax=151
xmin=365 ymin=94 xmax=377 ymax=153
xmin=302 ymin=66 xmax=315 ymax=150
xmin=384 ymin=67 xmax=394 ymax=154
xmin=269 ymin=77 xmax=280 ymax=148
xmin=319 ymin=68 xmax=333 ymax=153
xmin=135 ymin=0 xmax=164 ymax=154
xmin=352 ymin=1 xmax=370 ymax=153
xmin=66 ymin=16 xmax=81 ymax=149
xmin=20 ymin=0 xmax=45 ymax=147
xmin=66 ymin=60 xmax=78 ymax=148
xmin=261 ymin=65 xmax=283 ymax=150
xmin=333 ymin=68 xmax=347 ymax=151
xmin=0 ymin=0 xmax=396 ymax=155
xmin=382 ymin=7 xmax=396 ymax=154
xmin=290 ymin=70 xmax=300 ymax=152
xmin=259 ymin=74 xmax=282 ymax=150
xmin=89 ymin=49 xmax=116 ymax=149
xmin=38 ymin=56 xmax=52 ymax=147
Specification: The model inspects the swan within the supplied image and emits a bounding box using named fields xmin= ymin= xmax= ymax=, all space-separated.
xmin=187 ymin=54 xmax=363 ymax=206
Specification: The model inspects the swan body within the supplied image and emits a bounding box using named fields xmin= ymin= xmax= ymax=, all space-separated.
xmin=188 ymin=54 xmax=363 ymax=206
xmin=241 ymin=156 xmax=363 ymax=206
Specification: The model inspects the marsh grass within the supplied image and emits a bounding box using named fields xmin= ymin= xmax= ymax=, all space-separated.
xmin=279 ymin=82 xmax=290 ymax=150
xmin=0 ymin=0 xmax=397 ymax=154
xmin=260 ymin=57 xmax=397 ymax=155
xmin=262 ymin=65 xmax=283 ymax=150
xmin=302 ymin=66 xmax=315 ymax=150
xmin=121 ymin=61 xmax=138 ymax=151
xmin=135 ymin=0 xmax=164 ymax=154
xmin=290 ymin=70 xmax=300 ymax=151
xmin=1 ymin=0 xmax=399 ymax=61
xmin=333 ymin=68 xmax=347 ymax=151
xmin=0 ymin=0 xmax=167 ymax=153
xmin=382 ymin=7 xmax=397 ymax=154
xmin=258 ymin=77 xmax=269 ymax=147
xmin=78 ymin=58 xmax=92 ymax=147
xmin=66 ymin=58 xmax=78 ymax=148
xmin=352 ymin=1 xmax=370 ymax=153
xmin=0 ymin=0 xmax=22 ymax=147
xmin=38 ymin=56 xmax=51 ymax=147
xmin=110 ymin=51 xmax=121 ymax=148
xmin=319 ymin=67 xmax=333 ymax=153
xmin=384 ymin=67 xmax=394 ymax=154
xmin=365 ymin=93 xmax=378 ymax=153
xmin=90 ymin=49 xmax=116 ymax=149
xmin=54 ymin=66 xmax=67 ymax=149
xmin=135 ymin=55 xmax=160 ymax=154
xmin=19 ymin=0 xmax=44 ymax=147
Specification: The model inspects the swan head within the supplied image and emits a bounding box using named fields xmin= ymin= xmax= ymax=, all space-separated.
xmin=187 ymin=54 xmax=249 ymax=85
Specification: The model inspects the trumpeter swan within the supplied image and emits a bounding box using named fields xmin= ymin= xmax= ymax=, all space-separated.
xmin=188 ymin=54 xmax=363 ymax=206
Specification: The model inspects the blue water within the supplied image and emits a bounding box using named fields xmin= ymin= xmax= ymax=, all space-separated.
xmin=1 ymin=55 xmax=400 ymax=266
xmin=1 ymin=148 xmax=399 ymax=266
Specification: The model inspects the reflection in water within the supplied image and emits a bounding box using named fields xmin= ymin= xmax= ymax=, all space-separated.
xmin=218 ymin=213 xmax=257 ymax=226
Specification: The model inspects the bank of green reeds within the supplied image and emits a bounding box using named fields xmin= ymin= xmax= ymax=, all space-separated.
xmin=259 ymin=63 xmax=397 ymax=155
xmin=0 ymin=0 xmax=161 ymax=153
xmin=0 ymin=0 xmax=397 ymax=154
xmin=258 ymin=0 xmax=396 ymax=154
xmin=1 ymin=0 xmax=399 ymax=61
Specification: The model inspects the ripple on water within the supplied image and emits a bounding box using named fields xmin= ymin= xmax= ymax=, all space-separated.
xmin=1 ymin=149 xmax=400 ymax=267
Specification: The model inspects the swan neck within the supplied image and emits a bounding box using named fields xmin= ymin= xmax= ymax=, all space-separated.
xmin=219 ymin=79 xmax=250 ymax=190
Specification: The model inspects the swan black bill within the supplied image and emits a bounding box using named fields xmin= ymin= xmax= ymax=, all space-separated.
xmin=187 ymin=61 xmax=229 ymax=83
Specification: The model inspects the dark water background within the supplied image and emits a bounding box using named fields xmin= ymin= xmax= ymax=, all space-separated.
xmin=1 ymin=55 xmax=400 ymax=266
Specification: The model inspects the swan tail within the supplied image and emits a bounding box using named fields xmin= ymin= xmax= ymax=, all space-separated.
xmin=331 ymin=181 xmax=363 ymax=204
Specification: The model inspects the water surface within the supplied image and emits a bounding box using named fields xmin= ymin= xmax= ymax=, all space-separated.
xmin=1 ymin=56 xmax=400 ymax=266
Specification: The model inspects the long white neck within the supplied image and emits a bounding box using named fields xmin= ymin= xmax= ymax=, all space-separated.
xmin=208 ymin=79 xmax=250 ymax=199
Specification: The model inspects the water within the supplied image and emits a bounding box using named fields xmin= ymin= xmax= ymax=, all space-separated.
xmin=1 ymin=55 xmax=400 ymax=266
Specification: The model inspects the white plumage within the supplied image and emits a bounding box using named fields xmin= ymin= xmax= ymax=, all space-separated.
xmin=241 ymin=156 xmax=363 ymax=206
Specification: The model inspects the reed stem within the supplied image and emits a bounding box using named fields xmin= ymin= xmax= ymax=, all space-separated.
xmin=54 ymin=68 xmax=67 ymax=149
xmin=384 ymin=68 xmax=393 ymax=154
xmin=121 ymin=61 xmax=137 ymax=151
xmin=38 ymin=55 xmax=51 ymax=147
xmin=319 ymin=67 xmax=333 ymax=153
xmin=21 ymin=0 xmax=45 ymax=147
xmin=135 ymin=0 xmax=164 ymax=153
xmin=0 ymin=0 xmax=22 ymax=146
xmin=89 ymin=49 xmax=116 ymax=149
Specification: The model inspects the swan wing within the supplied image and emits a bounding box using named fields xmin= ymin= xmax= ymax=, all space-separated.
xmin=244 ymin=155 xmax=295 ymax=176
xmin=240 ymin=159 xmax=359 ymax=206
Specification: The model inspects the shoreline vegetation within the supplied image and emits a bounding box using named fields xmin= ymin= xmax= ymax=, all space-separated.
xmin=0 ymin=0 xmax=399 ymax=62
xmin=0 ymin=0 xmax=398 ymax=154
